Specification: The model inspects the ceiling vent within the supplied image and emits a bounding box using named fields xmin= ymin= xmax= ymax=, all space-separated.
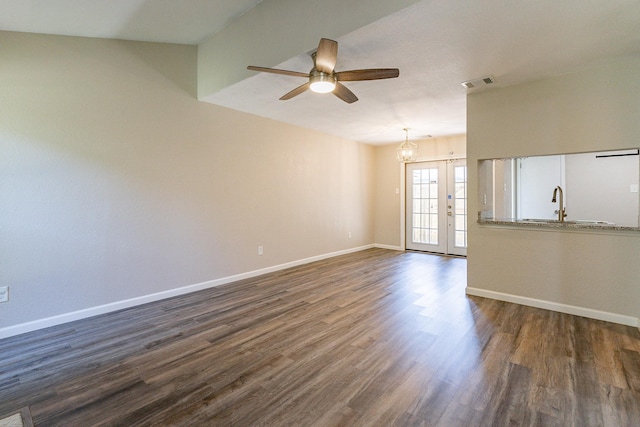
xmin=461 ymin=75 xmax=495 ymax=89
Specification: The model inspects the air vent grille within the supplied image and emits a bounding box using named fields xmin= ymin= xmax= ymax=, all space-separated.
xmin=461 ymin=75 xmax=495 ymax=90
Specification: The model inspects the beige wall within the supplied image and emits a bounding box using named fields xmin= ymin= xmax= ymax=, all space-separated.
xmin=0 ymin=31 xmax=375 ymax=332
xmin=374 ymin=135 xmax=466 ymax=248
xmin=467 ymin=57 xmax=640 ymax=324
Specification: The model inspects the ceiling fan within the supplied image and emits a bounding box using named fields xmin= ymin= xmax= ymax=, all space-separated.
xmin=247 ymin=38 xmax=399 ymax=104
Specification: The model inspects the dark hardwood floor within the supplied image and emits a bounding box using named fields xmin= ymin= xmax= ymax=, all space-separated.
xmin=1 ymin=248 xmax=639 ymax=426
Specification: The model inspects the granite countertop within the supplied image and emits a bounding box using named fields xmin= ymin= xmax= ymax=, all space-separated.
xmin=478 ymin=218 xmax=640 ymax=232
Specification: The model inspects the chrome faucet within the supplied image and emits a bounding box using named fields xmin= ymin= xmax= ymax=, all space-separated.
xmin=551 ymin=185 xmax=567 ymax=222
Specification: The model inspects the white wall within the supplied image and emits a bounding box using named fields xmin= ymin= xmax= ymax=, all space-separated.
xmin=565 ymin=151 xmax=639 ymax=226
xmin=0 ymin=31 xmax=375 ymax=336
xmin=467 ymin=57 xmax=640 ymax=325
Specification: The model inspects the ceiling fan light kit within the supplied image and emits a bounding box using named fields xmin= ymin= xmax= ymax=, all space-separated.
xmin=309 ymin=71 xmax=336 ymax=93
xmin=247 ymin=38 xmax=399 ymax=103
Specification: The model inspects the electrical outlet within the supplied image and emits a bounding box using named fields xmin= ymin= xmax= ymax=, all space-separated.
xmin=258 ymin=245 xmax=264 ymax=256
xmin=0 ymin=286 xmax=8 ymax=303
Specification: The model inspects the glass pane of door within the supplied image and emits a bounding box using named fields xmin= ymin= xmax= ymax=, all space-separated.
xmin=412 ymin=168 xmax=438 ymax=244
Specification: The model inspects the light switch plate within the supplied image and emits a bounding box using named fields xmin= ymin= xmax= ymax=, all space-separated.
xmin=631 ymin=184 xmax=639 ymax=193
xmin=0 ymin=286 xmax=8 ymax=303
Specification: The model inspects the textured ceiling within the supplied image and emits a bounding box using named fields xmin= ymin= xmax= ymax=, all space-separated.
xmin=1 ymin=0 xmax=639 ymax=145
xmin=206 ymin=0 xmax=640 ymax=144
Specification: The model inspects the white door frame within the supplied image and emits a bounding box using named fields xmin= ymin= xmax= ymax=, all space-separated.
xmin=446 ymin=159 xmax=467 ymax=256
xmin=405 ymin=161 xmax=448 ymax=253
xmin=400 ymin=155 xmax=467 ymax=255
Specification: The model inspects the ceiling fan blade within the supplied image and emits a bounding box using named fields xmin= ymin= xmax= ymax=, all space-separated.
xmin=335 ymin=68 xmax=400 ymax=81
xmin=333 ymin=82 xmax=358 ymax=104
xmin=247 ymin=66 xmax=309 ymax=78
xmin=314 ymin=38 xmax=338 ymax=74
xmin=280 ymin=82 xmax=311 ymax=100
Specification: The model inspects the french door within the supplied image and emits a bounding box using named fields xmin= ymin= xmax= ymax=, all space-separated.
xmin=405 ymin=159 xmax=467 ymax=256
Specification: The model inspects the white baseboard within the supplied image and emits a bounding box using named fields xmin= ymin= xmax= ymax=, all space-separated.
xmin=0 ymin=245 xmax=375 ymax=340
xmin=466 ymin=287 xmax=639 ymax=328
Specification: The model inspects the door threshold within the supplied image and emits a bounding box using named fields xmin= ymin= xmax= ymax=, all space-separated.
xmin=405 ymin=249 xmax=466 ymax=258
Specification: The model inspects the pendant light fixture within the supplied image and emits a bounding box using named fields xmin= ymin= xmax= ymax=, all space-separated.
xmin=396 ymin=128 xmax=418 ymax=162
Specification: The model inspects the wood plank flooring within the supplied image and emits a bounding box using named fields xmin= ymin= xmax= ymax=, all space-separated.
xmin=1 ymin=248 xmax=639 ymax=426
